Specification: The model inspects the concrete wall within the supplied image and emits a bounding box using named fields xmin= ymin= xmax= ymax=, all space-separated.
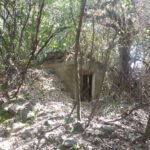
xmin=41 ymin=60 xmax=103 ymax=100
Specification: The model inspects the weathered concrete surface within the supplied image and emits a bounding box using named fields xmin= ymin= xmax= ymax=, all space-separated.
xmin=41 ymin=51 xmax=103 ymax=100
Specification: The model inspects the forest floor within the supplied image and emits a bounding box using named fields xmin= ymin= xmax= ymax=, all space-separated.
xmin=0 ymin=69 xmax=150 ymax=150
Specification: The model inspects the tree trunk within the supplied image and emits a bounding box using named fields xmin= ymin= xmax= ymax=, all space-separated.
xmin=74 ymin=0 xmax=86 ymax=121
xmin=143 ymin=113 xmax=150 ymax=142
xmin=87 ymin=33 xmax=117 ymax=126
xmin=119 ymin=33 xmax=131 ymax=90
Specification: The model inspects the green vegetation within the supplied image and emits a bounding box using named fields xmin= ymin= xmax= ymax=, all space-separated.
xmin=0 ymin=106 xmax=14 ymax=123
xmin=72 ymin=144 xmax=78 ymax=150
xmin=23 ymin=117 xmax=35 ymax=124
xmin=0 ymin=0 xmax=150 ymax=145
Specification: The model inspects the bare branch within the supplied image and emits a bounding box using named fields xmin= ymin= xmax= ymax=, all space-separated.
xmin=17 ymin=2 xmax=32 ymax=54
xmin=101 ymin=0 xmax=120 ymax=10
xmin=69 ymin=0 xmax=77 ymax=29
xmin=74 ymin=0 xmax=87 ymax=121
xmin=35 ymin=26 xmax=70 ymax=58
xmin=0 ymin=30 xmax=9 ymax=51
xmin=90 ymin=16 xmax=95 ymax=56
xmin=87 ymin=32 xmax=117 ymax=126
xmin=11 ymin=0 xmax=45 ymax=98
xmin=109 ymin=103 xmax=150 ymax=122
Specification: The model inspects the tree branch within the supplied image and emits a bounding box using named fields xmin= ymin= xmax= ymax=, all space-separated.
xmin=74 ymin=0 xmax=87 ymax=121
xmin=109 ymin=103 xmax=150 ymax=122
xmin=11 ymin=0 xmax=45 ymax=98
xmin=17 ymin=2 xmax=32 ymax=55
xmin=69 ymin=0 xmax=77 ymax=29
xmin=87 ymin=32 xmax=117 ymax=126
xmin=35 ymin=26 xmax=70 ymax=58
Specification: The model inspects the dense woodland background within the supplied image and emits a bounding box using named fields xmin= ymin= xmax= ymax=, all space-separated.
xmin=0 ymin=0 xmax=150 ymax=149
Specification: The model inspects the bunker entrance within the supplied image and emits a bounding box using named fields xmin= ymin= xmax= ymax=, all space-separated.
xmin=81 ymin=74 xmax=92 ymax=101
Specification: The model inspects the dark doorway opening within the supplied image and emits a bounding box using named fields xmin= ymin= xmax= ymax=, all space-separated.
xmin=81 ymin=74 xmax=92 ymax=101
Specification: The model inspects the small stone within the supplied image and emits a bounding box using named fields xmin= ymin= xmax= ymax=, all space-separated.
xmin=27 ymin=111 xmax=35 ymax=119
xmin=0 ymin=128 xmax=10 ymax=137
xmin=62 ymin=138 xmax=77 ymax=148
xmin=19 ymin=109 xmax=29 ymax=121
xmin=0 ymin=141 xmax=12 ymax=150
xmin=18 ymin=102 xmax=35 ymax=121
xmin=0 ymin=128 xmax=5 ymax=137
xmin=9 ymin=104 xmax=21 ymax=113
xmin=73 ymin=122 xmax=85 ymax=133
xmin=21 ymin=129 xmax=33 ymax=139
xmin=44 ymin=120 xmax=52 ymax=127
xmin=13 ymin=122 xmax=25 ymax=132
xmin=26 ymin=102 xmax=34 ymax=110
xmin=64 ymin=116 xmax=76 ymax=123
xmin=40 ymin=138 xmax=46 ymax=145
xmin=2 ymin=102 xmax=9 ymax=111
xmin=85 ymin=129 xmax=94 ymax=136
xmin=2 ymin=103 xmax=22 ymax=115
xmin=55 ymin=136 xmax=63 ymax=144
xmin=37 ymin=112 xmax=46 ymax=117
xmin=101 ymin=125 xmax=116 ymax=133
xmin=7 ymin=119 xmax=15 ymax=127
xmin=86 ymin=146 xmax=93 ymax=150
xmin=6 ymin=127 xmax=11 ymax=132
xmin=93 ymin=137 xmax=101 ymax=145
xmin=64 ymin=124 xmax=73 ymax=133
xmin=8 ymin=109 xmax=16 ymax=115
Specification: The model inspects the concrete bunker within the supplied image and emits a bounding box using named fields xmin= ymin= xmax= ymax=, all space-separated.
xmin=41 ymin=51 xmax=103 ymax=101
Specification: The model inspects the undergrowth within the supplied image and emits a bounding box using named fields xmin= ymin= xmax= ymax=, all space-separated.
xmin=0 ymin=105 xmax=14 ymax=123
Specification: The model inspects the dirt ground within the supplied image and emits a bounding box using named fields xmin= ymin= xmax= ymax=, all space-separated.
xmin=0 ymin=69 xmax=150 ymax=150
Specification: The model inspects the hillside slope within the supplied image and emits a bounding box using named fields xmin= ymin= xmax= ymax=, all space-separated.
xmin=0 ymin=69 xmax=150 ymax=150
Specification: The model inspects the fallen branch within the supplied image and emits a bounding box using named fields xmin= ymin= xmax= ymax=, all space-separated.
xmin=109 ymin=103 xmax=150 ymax=122
xmin=46 ymin=124 xmax=63 ymax=132
xmin=67 ymin=102 xmax=77 ymax=122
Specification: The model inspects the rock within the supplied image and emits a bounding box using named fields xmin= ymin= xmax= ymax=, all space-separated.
xmin=55 ymin=136 xmax=63 ymax=144
xmin=64 ymin=124 xmax=73 ymax=133
xmin=37 ymin=112 xmax=46 ymax=117
xmin=2 ymin=103 xmax=22 ymax=115
xmin=0 ymin=128 xmax=10 ymax=137
xmin=21 ymin=129 xmax=33 ymax=139
xmin=84 ymin=129 xmax=95 ymax=137
xmin=64 ymin=116 xmax=76 ymax=123
xmin=0 ymin=128 xmax=5 ymax=137
xmin=13 ymin=122 xmax=25 ymax=132
xmin=7 ymin=118 xmax=15 ymax=128
xmin=86 ymin=146 xmax=93 ymax=150
xmin=27 ymin=111 xmax=35 ymax=119
xmin=40 ymin=138 xmax=46 ymax=145
xmin=25 ymin=102 xmax=34 ymax=110
xmin=19 ymin=109 xmax=29 ymax=121
xmin=1 ymin=101 xmax=34 ymax=118
xmin=6 ymin=127 xmax=11 ymax=133
xmin=9 ymin=104 xmax=21 ymax=112
xmin=73 ymin=122 xmax=85 ymax=133
xmin=2 ymin=102 xmax=9 ymax=111
xmin=17 ymin=98 xmax=26 ymax=103
xmin=45 ymin=133 xmax=63 ymax=144
xmin=44 ymin=120 xmax=52 ymax=127
xmin=61 ymin=138 xmax=77 ymax=149
xmin=0 ymin=100 xmax=4 ymax=105
xmin=131 ymin=145 xmax=149 ymax=150
xmin=0 ymin=141 xmax=12 ymax=150
xmin=18 ymin=102 xmax=35 ymax=121
xmin=101 ymin=125 xmax=116 ymax=134
xmin=93 ymin=137 xmax=101 ymax=145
